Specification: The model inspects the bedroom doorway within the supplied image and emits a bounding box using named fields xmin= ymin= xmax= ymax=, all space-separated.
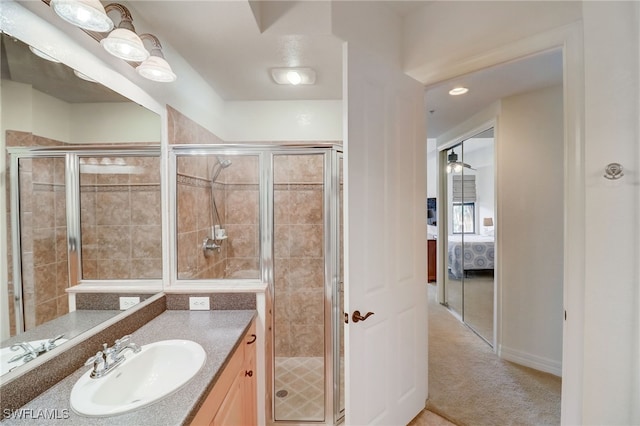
xmin=442 ymin=128 xmax=495 ymax=346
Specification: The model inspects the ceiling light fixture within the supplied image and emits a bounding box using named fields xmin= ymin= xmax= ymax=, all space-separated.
xmin=100 ymin=3 xmax=149 ymax=62
xmin=50 ymin=0 xmax=114 ymax=33
xmin=446 ymin=151 xmax=475 ymax=173
xmin=449 ymin=87 xmax=469 ymax=96
xmin=136 ymin=34 xmax=176 ymax=82
xmin=28 ymin=45 xmax=61 ymax=63
xmin=271 ymin=68 xmax=316 ymax=85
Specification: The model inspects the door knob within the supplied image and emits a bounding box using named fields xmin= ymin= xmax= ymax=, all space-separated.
xmin=352 ymin=310 xmax=374 ymax=323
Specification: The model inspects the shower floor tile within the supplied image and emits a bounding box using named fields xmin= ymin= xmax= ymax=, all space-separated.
xmin=274 ymin=357 xmax=324 ymax=421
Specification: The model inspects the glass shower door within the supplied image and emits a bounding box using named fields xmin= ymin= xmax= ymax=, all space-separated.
xmin=13 ymin=156 xmax=69 ymax=332
xmin=272 ymin=153 xmax=326 ymax=422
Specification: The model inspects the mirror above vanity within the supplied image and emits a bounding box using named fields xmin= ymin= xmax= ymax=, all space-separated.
xmin=1 ymin=4 xmax=163 ymax=381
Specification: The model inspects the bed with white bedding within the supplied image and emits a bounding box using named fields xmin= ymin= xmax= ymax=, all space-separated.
xmin=447 ymin=234 xmax=495 ymax=279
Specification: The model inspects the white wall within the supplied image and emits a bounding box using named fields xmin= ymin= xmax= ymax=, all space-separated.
xmin=498 ymin=85 xmax=564 ymax=374
xmin=403 ymin=1 xmax=582 ymax=84
xmin=2 ymin=81 xmax=160 ymax=144
xmin=581 ymin=2 xmax=639 ymax=423
xmin=70 ymin=103 xmax=160 ymax=144
xmin=426 ymin=138 xmax=437 ymax=198
xmin=223 ymin=100 xmax=342 ymax=142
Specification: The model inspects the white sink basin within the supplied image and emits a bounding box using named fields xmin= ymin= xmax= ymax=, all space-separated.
xmin=0 ymin=338 xmax=68 ymax=376
xmin=70 ymin=339 xmax=206 ymax=417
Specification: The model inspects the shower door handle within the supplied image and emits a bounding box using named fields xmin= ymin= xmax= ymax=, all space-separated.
xmin=352 ymin=310 xmax=374 ymax=323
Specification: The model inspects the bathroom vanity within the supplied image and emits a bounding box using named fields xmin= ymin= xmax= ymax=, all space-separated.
xmin=1 ymin=307 xmax=257 ymax=425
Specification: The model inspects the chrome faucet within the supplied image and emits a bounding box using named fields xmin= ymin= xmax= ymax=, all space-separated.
xmin=8 ymin=334 xmax=66 ymax=364
xmin=8 ymin=342 xmax=38 ymax=363
xmin=84 ymin=335 xmax=141 ymax=379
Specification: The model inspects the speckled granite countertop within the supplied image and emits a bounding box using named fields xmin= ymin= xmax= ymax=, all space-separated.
xmin=1 ymin=310 xmax=256 ymax=425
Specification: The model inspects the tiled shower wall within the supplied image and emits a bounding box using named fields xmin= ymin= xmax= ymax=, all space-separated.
xmin=80 ymin=157 xmax=161 ymax=280
xmin=176 ymin=155 xmax=224 ymax=279
xmin=176 ymin=155 xmax=260 ymax=279
xmin=274 ymin=154 xmax=325 ymax=358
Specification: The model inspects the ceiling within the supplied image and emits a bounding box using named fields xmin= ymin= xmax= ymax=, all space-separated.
xmin=7 ymin=1 xmax=563 ymax=138
xmin=425 ymin=49 xmax=563 ymax=139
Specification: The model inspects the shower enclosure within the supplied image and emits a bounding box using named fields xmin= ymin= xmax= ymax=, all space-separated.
xmin=170 ymin=143 xmax=344 ymax=425
xmin=6 ymin=145 xmax=162 ymax=336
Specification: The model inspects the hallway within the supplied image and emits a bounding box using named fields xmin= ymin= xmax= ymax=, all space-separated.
xmin=422 ymin=284 xmax=561 ymax=425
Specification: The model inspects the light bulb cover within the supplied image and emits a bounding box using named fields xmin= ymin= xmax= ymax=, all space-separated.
xmin=271 ymin=68 xmax=316 ymax=85
xmin=100 ymin=28 xmax=149 ymax=62
xmin=29 ymin=46 xmax=61 ymax=63
xmin=51 ymin=0 xmax=114 ymax=33
xmin=73 ymin=69 xmax=97 ymax=82
xmin=136 ymin=56 xmax=177 ymax=82
xmin=449 ymin=87 xmax=469 ymax=96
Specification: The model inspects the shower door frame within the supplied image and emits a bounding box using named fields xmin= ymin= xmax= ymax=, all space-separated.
xmin=8 ymin=145 xmax=162 ymax=334
xmin=168 ymin=143 xmax=344 ymax=425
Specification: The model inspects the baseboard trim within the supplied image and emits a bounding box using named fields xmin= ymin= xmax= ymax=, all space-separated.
xmin=498 ymin=345 xmax=562 ymax=377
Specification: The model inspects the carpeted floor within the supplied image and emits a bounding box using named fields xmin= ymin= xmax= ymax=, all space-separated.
xmin=424 ymin=284 xmax=562 ymax=426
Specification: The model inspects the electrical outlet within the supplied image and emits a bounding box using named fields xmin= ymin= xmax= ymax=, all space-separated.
xmin=119 ymin=296 xmax=140 ymax=310
xmin=189 ymin=296 xmax=210 ymax=311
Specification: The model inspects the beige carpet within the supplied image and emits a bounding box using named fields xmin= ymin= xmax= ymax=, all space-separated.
xmin=425 ymin=284 xmax=561 ymax=426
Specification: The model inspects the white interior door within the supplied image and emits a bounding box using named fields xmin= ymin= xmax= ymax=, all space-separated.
xmin=343 ymin=43 xmax=427 ymax=425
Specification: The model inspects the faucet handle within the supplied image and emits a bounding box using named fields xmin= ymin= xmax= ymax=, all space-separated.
xmin=114 ymin=335 xmax=131 ymax=349
xmin=85 ymin=351 xmax=105 ymax=367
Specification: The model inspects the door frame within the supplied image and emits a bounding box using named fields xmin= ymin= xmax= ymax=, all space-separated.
xmin=422 ymin=23 xmax=585 ymax=424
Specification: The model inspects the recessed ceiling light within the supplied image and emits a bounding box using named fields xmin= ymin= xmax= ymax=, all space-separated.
xmin=271 ymin=68 xmax=316 ymax=85
xmin=449 ymin=87 xmax=469 ymax=96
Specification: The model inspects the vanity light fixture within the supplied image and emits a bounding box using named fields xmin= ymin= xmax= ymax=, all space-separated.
xmin=73 ymin=69 xmax=98 ymax=82
xmin=136 ymin=34 xmax=177 ymax=82
xmin=28 ymin=45 xmax=61 ymax=63
xmin=449 ymin=87 xmax=469 ymax=96
xmin=100 ymin=3 xmax=149 ymax=62
xmin=50 ymin=0 xmax=114 ymax=33
xmin=271 ymin=68 xmax=316 ymax=85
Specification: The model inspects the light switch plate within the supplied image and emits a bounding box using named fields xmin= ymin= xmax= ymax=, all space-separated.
xmin=189 ymin=296 xmax=210 ymax=311
xmin=119 ymin=296 xmax=140 ymax=310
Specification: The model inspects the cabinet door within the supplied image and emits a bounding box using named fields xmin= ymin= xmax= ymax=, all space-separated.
xmin=243 ymin=344 xmax=257 ymax=424
xmin=212 ymin=373 xmax=244 ymax=426
xmin=243 ymin=323 xmax=257 ymax=424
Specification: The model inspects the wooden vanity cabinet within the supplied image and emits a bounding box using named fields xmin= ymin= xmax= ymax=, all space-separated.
xmin=191 ymin=320 xmax=257 ymax=426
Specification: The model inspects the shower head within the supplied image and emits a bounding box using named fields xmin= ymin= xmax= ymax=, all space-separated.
xmin=211 ymin=157 xmax=232 ymax=182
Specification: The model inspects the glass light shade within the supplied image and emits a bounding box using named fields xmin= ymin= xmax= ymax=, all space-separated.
xmin=136 ymin=56 xmax=177 ymax=82
xmin=73 ymin=69 xmax=97 ymax=82
xmin=51 ymin=0 xmax=114 ymax=33
xmin=100 ymin=28 xmax=149 ymax=62
xmin=29 ymin=46 xmax=61 ymax=63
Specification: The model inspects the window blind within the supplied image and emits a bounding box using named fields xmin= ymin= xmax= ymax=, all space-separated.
xmin=452 ymin=175 xmax=476 ymax=203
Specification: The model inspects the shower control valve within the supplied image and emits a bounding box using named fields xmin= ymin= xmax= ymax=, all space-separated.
xmin=202 ymin=237 xmax=221 ymax=256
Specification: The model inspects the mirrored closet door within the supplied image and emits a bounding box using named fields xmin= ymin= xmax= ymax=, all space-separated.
xmin=443 ymin=128 xmax=495 ymax=345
